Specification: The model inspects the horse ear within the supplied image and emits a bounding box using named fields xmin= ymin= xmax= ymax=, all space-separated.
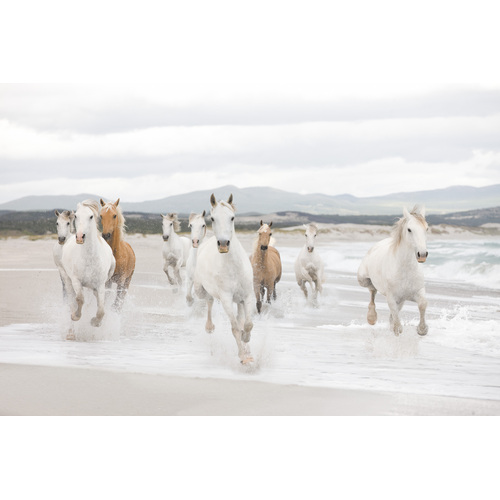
xmin=189 ymin=213 xmax=196 ymax=224
xmin=55 ymin=210 xmax=60 ymax=216
xmin=260 ymin=220 xmax=263 ymax=226
xmin=403 ymin=207 xmax=411 ymax=220
xmin=418 ymin=205 xmax=426 ymax=218
xmin=202 ymin=210 xmax=206 ymax=217
xmin=269 ymin=221 xmax=273 ymax=228
xmin=100 ymin=198 xmax=105 ymax=207
xmin=227 ymin=194 xmax=233 ymax=205
xmin=115 ymin=198 xmax=120 ymax=207
xmin=210 ymin=193 xmax=217 ymax=207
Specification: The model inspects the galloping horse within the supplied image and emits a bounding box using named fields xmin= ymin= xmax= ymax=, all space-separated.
xmin=185 ymin=210 xmax=207 ymax=306
xmin=295 ymin=223 xmax=324 ymax=304
xmin=162 ymin=213 xmax=190 ymax=288
xmin=357 ymin=206 xmax=429 ymax=336
xmin=53 ymin=209 xmax=75 ymax=300
xmin=250 ymin=221 xmax=282 ymax=313
xmin=100 ymin=198 xmax=136 ymax=310
xmin=62 ymin=200 xmax=115 ymax=329
xmin=194 ymin=194 xmax=254 ymax=364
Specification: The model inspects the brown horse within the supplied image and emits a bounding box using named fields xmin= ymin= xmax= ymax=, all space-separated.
xmin=250 ymin=221 xmax=282 ymax=313
xmin=99 ymin=198 xmax=136 ymax=310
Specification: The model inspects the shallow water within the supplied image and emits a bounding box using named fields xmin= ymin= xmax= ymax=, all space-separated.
xmin=1 ymin=234 xmax=500 ymax=401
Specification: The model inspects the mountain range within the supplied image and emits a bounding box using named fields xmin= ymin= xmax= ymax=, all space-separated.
xmin=1 ymin=184 xmax=499 ymax=216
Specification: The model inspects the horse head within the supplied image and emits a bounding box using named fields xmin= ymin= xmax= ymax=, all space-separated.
xmin=304 ymin=223 xmax=318 ymax=253
xmin=74 ymin=200 xmax=100 ymax=245
xmin=188 ymin=210 xmax=206 ymax=248
xmin=55 ymin=209 xmax=75 ymax=245
xmin=402 ymin=206 xmax=429 ymax=263
xmin=162 ymin=213 xmax=180 ymax=242
xmin=100 ymin=198 xmax=121 ymax=242
xmin=210 ymin=193 xmax=235 ymax=253
xmin=258 ymin=220 xmax=273 ymax=251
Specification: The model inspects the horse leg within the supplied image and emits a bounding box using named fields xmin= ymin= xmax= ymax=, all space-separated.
xmin=266 ymin=283 xmax=273 ymax=304
xmin=205 ymin=294 xmax=215 ymax=333
xmin=113 ymin=275 xmax=131 ymax=311
xmin=254 ymin=281 xmax=262 ymax=314
xmin=220 ymin=295 xmax=253 ymax=364
xmin=174 ymin=262 xmax=183 ymax=287
xmin=368 ymin=286 xmax=378 ymax=325
xmin=91 ymin=285 xmax=106 ymax=327
xmin=186 ymin=276 xmax=194 ymax=306
xmin=71 ymin=280 xmax=84 ymax=322
xmin=416 ymin=289 xmax=428 ymax=336
xmin=298 ymin=278 xmax=308 ymax=298
xmin=387 ymin=294 xmax=403 ymax=335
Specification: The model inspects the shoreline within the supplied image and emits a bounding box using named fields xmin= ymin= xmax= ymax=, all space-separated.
xmin=2 ymin=362 xmax=500 ymax=416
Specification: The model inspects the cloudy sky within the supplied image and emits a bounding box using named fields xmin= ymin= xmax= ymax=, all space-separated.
xmin=2 ymin=1 xmax=499 ymax=205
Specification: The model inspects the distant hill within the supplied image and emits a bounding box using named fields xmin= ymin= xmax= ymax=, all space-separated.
xmin=1 ymin=184 xmax=499 ymax=216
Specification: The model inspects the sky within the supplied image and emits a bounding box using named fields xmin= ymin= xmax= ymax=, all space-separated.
xmin=1 ymin=1 xmax=500 ymax=205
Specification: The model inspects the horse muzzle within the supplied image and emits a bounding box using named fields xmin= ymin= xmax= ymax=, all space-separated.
xmin=192 ymin=239 xmax=199 ymax=248
xmin=58 ymin=237 xmax=66 ymax=245
xmin=417 ymin=251 xmax=428 ymax=263
xmin=163 ymin=235 xmax=169 ymax=242
xmin=102 ymin=232 xmax=112 ymax=241
xmin=260 ymin=245 xmax=268 ymax=251
xmin=217 ymin=240 xmax=230 ymax=253
xmin=307 ymin=247 xmax=314 ymax=253
xmin=76 ymin=233 xmax=85 ymax=244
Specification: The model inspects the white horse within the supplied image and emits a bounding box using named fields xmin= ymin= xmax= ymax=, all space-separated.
xmin=185 ymin=210 xmax=207 ymax=306
xmin=53 ymin=209 xmax=75 ymax=300
xmin=357 ymin=206 xmax=429 ymax=336
xmin=162 ymin=213 xmax=191 ymax=288
xmin=62 ymin=200 xmax=116 ymax=329
xmin=194 ymin=194 xmax=254 ymax=364
xmin=294 ymin=223 xmax=324 ymax=303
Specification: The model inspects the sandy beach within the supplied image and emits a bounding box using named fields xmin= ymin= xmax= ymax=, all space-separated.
xmin=1 ymin=226 xmax=500 ymax=415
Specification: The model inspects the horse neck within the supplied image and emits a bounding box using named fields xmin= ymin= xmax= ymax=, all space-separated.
xmin=109 ymin=227 xmax=123 ymax=254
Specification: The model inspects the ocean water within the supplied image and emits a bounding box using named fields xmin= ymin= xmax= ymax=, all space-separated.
xmin=1 ymin=235 xmax=499 ymax=401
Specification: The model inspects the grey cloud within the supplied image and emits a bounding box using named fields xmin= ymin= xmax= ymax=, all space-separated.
xmin=2 ymin=85 xmax=500 ymax=134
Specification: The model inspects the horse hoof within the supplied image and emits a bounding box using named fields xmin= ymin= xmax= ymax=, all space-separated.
xmin=241 ymin=356 xmax=254 ymax=365
xmin=71 ymin=313 xmax=81 ymax=322
xmin=393 ymin=325 xmax=403 ymax=336
xmin=66 ymin=332 xmax=76 ymax=341
xmin=186 ymin=296 xmax=194 ymax=307
xmin=205 ymin=323 xmax=215 ymax=333
xmin=417 ymin=325 xmax=428 ymax=336
xmin=91 ymin=317 xmax=102 ymax=327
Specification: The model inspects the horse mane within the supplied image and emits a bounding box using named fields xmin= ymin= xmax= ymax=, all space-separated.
xmin=392 ymin=205 xmax=428 ymax=248
xmin=80 ymin=199 xmax=100 ymax=227
xmin=218 ymin=200 xmax=236 ymax=212
xmin=165 ymin=213 xmax=181 ymax=232
xmin=102 ymin=201 xmax=126 ymax=234
xmin=306 ymin=223 xmax=318 ymax=234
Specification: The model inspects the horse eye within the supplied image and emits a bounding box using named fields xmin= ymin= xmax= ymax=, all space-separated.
xmin=90 ymin=215 xmax=93 ymax=219
xmin=202 ymin=224 xmax=206 ymax=228
xmin=231 ymin=217 xmax=235 ymax=221
xmin=408 ymin=228 xmax=412 ymax=232
xmin=67 ymin=222 xmax=70 ymax=226
xmin=211 ymin=217 xmax=214 ymax=222
xmin=188 ymin=224 xmax=192 ymax=228
xmin=113 ymin=214 xmax=117 ymax=219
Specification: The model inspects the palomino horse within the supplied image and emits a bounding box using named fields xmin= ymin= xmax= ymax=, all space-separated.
xmin=357 ymin=206 xmax=429 ymax=336
xmin=250 ymin=221 xmax=282 ymax=313
xmin=295 ymin=223 xmax=324 ymax=304
xmin=162 ymin=213 xmax=190 ymax=288
xmin=194 ymin=194 xmax=254 ymax=364
xmin=186 ymin=210 xmax=207 ymax=306
xmin=100 ymin=198 xmax=136 ymax=310
xmin=62 ymin=200 xmax=115 ymax=329
xmin=53 ymin=209 xmax=75 ymax=300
